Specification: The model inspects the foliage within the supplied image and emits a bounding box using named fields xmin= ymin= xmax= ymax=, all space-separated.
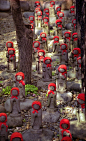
xmin=52 ymin=72 xmax=55 ymax=76
xmin=54 ymin=59 xmax=59 ymax=67
xmin=25 ymin=84 xmax=38 ymax=96
xmin=23 ymin=119 xmax=26 ymax=122
xmin=0 ymin=81 xmax=3 ymax=83
xmin=1 ymin=86 xmax=11 ymax=95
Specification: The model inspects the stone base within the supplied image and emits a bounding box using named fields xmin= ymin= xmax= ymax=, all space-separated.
xmin=5 ymin=98 xmax=34 ymax=112
xmin=42 ymin=110 xmax=60 ymax=123
xmin=7 ymin=115 xmax=23 ymax=128
xmin=56 ymin=91 xmax=73 ymax=103
xmin=70 ymin=120 xmax=86 ymax=140
xmin=22 ymin=128 xmax=54 ymax=141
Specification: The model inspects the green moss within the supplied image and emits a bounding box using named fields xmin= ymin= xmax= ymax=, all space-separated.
xmin=1 ymin=86 xmax=11 ymax=95
xmin=25 ymin=84 xmax=38 ymax=96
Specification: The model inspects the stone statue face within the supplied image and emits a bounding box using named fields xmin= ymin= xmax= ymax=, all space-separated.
xmin=12 ymin=89 xmax=18 ymax=96
xmin=73 ymin=20 xmax=76 ymax=24
xmin=57 ymin=22 xmax=61 ymax=25
xmin=45 ymin=59 xmax=50 ymax=64
xmin=37 ymin=11 xmax=41 ymax=16
xmin=61 ymin=45 xmax=66 ymax=49
xmin=73 ymin=34 xmax=77 ymax=38
xmin=0 ymin=116 xmax=6 ymax=122
xmin=78 ymin=59 xmax=81 ymax=64
xmin=34 ymin=42 xmax=39 ymax=48
xmin=44 ymin=19 xmax=48 ymax=22
xmin=49 ymin=86 xmax=55 ymax=91
xmin=59 ymin=68 xmax=65 ymax=73
xmin=61 ymin=123 xmax=68 ymax=129
xmin=71 ymin=8 xmax=74 ymax=11
xmin=78 ymin=99 xmax=85 ymax=104
xmin=59 ymin=13 xmax=63 ymax=17
xmin=33 ymin=104 xmax=40 ymax=110
xmin=65 ymin=33 xmax=69 ymax=37
xmin=30 ymin=17 xmax=33 ymax=21
xmin=41 ymin=34 xmax=45 ymax=38
xmin=13 ymin=138 xmax=21 ymax=141
xmin=45 ymin=10 xmax=48 ymax=12
xmin=9 ymin=50 xmax=14 ymax=55
xmin=7 ymin=43 xmax=12 ymax=48
xmin=39 ymin=52 xmax=43 ymax=56
xmin=55 ymin=38 xmax=59 ymax=41
xmin=73 ymin=50 xmax=78 ymax=54
xmin=57 ymin=8 xmax=60 ymax=11
xmin=17 ymin=75 xmax=22 ymax=81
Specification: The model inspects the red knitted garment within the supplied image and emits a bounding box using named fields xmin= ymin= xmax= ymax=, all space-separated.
xmin=33 ymin=41 xmax=40 ymax=51
xmin=77 ymin=57 xmax=81 ymax=68
xmin=61 ymin=136 xmax=72 ymax=141
xmin=53 ymin=36 xmax=59 ymax=43
xmin=58 ymin=65 xmax=67 ymax=78
xmin=15 ymin=72 xmax=25 ymax=86
xmin=50 ymin=1 xmax=55 ymax=7
xmin=72 ymin=48 xmax=81 ymax=58
xmin=32 ymin=101 xmax=42 ymax=114
xmin=43 ymin=57 xmax=52 ymax=68
xmin=10 ymin=132 xmax=23 ymax=141
xmin=43 ymin=17 xmax=49 ymax=25
xmin=64 ymin=32 xmax=71 ymax=41
xmin=56 ymin=6 xmax=61 ymax=12
xmin=40 ymin=32 xmax=46 ymax=41
xmin=60 ymin=43 xmax=67 ymax=55
xmin=56 ymin=19 xmax=62 ymax=29
xmin=0 ymin=113 xmax=8 ymax=132
xmin=6 ymin=41 xmax=13 ymax=49
xmin=72 ymin=33 xmax=78 ymax=41
xmin=11 ymin=87 xmax=19 ymax=99
xmin=70 ymin=5 xmax=75 ymax=14
xmin=57 ymin=11 xmax=64 ymax=19
xmin=77 ymin=93 xmax=85 ymax=110
xmin=48 ymin=83 xmax=56 ymax=96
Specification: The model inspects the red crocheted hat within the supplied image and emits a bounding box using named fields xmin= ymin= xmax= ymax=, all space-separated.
xmin=33 ymin=41 xmax=40 ymax=49
xmin=58 ymin=65 xmax=67 ymax=72
xmin=61 ymin=136 xmax=72 ymax=141
xmin=70 ymin=5 xmax=75 ymax=10
xmin=57 ymin=11 xmax=64 ymax=18
xmin=72 ymin=19 xmax=76 ymax=24
xmin=15 ymin=72 xmax=24 ymax=80
xmin=77 ymin=93 xmax=85 ymax=101
xmin=60 ymin=43 xmax=67 ymax=50
xmin=0 ymin=113 xmax=8 ymax=132
xmin=35 ymin=7 xmax=41 ymax=13
xmin=32 ymin=101 xmax=42 ymax=113
xmin=50 ymin=1 xmax=55 ymax=7
xmin=72 ymin=48 xmax=81 ymax=54
xmin=6 ymin=41 xmax=13 ymax=48
xmin=56 ymin=19 xmax=62 ymax=24
xmin=44 ymin=8 xmax=49 ymax=15
xmin=11 ymin=87 xmax=19 ymax=97
xmin=77 ymin=57 xmax=81 ymax=62
xmin=44 ymin=57 xmax=52 ymax=64
xmin=48 ymin=83 xmax=56 ymax=91
xmin=8 ymin=48 xmax=15 ymax=55
xmin=43 ymin=17 xmax=49 ymax=23
xmin=0 ymin=113 xmax=7 ymax=123
xmin=40 ymin=32 xmax=46 ymax=38
xmin=38 ymin=49 xmax=45 ymax=56
xmin=64 ymin=31 xmax=71 ymax=37
xmin=53 ymin=36 xmax=59 ymax=40
xmin=10 ymin=132 xmax=23 ymax=141
xmin=56 ymin=6 xmax=61 ymax=12
xmin=60 ymin=119 xmax=70 ymax=129
xmin=72 ymin=32 xmax=77 ymax=38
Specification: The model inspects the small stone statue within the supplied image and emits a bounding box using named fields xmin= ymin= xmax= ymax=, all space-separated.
xmin=14 ymin=72 xmax=25 ymax=101
xmin=57 ymin=11 xmax=64 ymax=20
xmin=47 ymin=83 xmax=57 ymax=110
xmin=63 ymin=31 xmax=71 ymax=52
xmin=52 ymin=36 xmax=60 ymax=53
xmin=55 ymin=6 xmax=61 ymax=18
xmin=6 ymin=48 xmax=16 ymax=72
xmin=77 ymin=93 xmax=85 ymax=123
xmin=34 ymin=1 xmax=40 ymax=8
xmin=50 ymin=1 xmax=55 ymax=8
xmin=72 ymin=19 xmax=76 ymax=33
xmin=10 ymin=87 xmax=21 ymax=117
xmin=76 ymin=57 xmax=81 ymax=80
xmin=59 ymin=43 xmax=68 ymax=65
xmin=6 ymin=41 xmax=13 ymax=51
xmin=10 ymin=132 xmax=23 ymax=141
xmin=61 ymin=136 xmax=72 ymax=141
xmin=29 ymin=16 xmax=35 ymax=25
xmin=42 ymin=57 xmax=52 ymax=82
xmin=31 ymin=101 xmax=42 ymax=130
xmin=33 ymin=41 xmax=41 ymax=61
xmin=0 ymin=113 xmax=8 ymax=141
xmin=39 ymin=32 xmax=47 ymax=50
xmin=44 ymin=8 xmax=49 ymax=17
xmin=72 ymin=32 xmax=78 ymax=48
xmin=42 ymin=17 xmax=50 ymax=35
xmin=55 ymin=19 xmax=62 ymax=38
xmin=56 ymin=65 xmax=67 ymax=93
xmin=36 ymin=10 xmax=42 ymax=27
xmin=69 ymin=5 xmax=75 ymax=21
xmin=70 ymin=48 xmax=81 ymax=71
xmin=59 ymin=118 xmax=71 ymax=141
xmin=36 ymin=49 xmax=45 ymax=74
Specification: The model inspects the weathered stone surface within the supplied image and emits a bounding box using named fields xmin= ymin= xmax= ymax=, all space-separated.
xmin=0 ymin=0 xmax=10 ymax=11
xmin=67 ymin=81 xmax=81 ymax=93
xmin=42 ymin=111 xmax=60 ymax=123
xmin=22 ymin=128 xmax=54 ymax=141
xmin=22 ymin=12 xmax=34 ymax=19
xmin=0 ymin=105 xmax=6 ymax=113
xmin=5 ymin=98 xmax=34 ymax=112
xmin=7 ymin=116 xmax=23 ymax=128
xmin=0 ymin=71 xmax=15 ymax=80
xmin=20 ymin=1 xmax=30 ymax=11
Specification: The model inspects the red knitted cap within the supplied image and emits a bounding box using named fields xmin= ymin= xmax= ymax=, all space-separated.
xmin=48 ymin=83 xmax=56 ymax=91
xmin=44 ymin=8 xmax=49 ymax=13
xmin=64 ymin=32 xmax=71 ymax=37
xmin=11 ymin=87 xmax=19 ymax=97
xmin=72 ymin=48 xmax=81 ymax=54
xmin=33 ymin=41 xmax=40 ymax=48
xmin=32 ymin=101 xmax=42 ymax=109
xmin=8 ymin=48 xmax=15 ymax=54
xmin=56 ymin=19 xmax=62 ymax=24
xmin=53 ymin=36 xmax=59 ymax=40
xmin=77 ymin=57 xmax=81 ymax=62
xmin=60 ymin=119 xmax=70 ymax=129
xmin=60 ymin=43 xmax=67 ymax=50
xmin=58 ymin=65 xmax=67 ymax=72
xmin=6 ymin=41 xmax=13 ymax=48
xmin=77 ymin=93 xmax=85 ymax=101
xmin=44 ymin=57 xmax=52 ymax=64
xmin=56 ymin=6 xmax=61 ymax=12
xmin=0 ymin=113 xmax=7 ymax=123
xmin=38 ymin=49 xmax=45 ymax=56
xmin=72 ymin=33 xmax=77 ymax=38
xmin=10 ymin=132 xmax=23 ymax=141
xmin=43 ymin=17 xmax=49 ymax=22
xmin=15 ymin=72 xmax=25 ymax=80
xmin=70 ymin=5 xmax=75 ymax=10
xmin=40 ymin=32 xmax=46 ymax=38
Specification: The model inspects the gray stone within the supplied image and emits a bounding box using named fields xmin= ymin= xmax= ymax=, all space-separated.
xmin=70 ymin=120 xmax=86 ymax=140
xmin=5 ymin=98 xmax=34 ymax=112
xmin=67 ymin=81 xmax=81 ymax=93
xmin=0 ymin=105 xmax=6 ymax=113
xmin=20 ymin=1 xmax=30 ymax=11
xmin=7 ymin=116 xmax=23 ymax=128
xmin=22 ymin=128 xmax=54 ymax=141
xmin=56 ymin=91 xmax=73 ymax=103
xmin=22 ymin=12 xmax=34 ymax=19
xmin=0 ymin=70 xmax=15 ymax=80
xmin=42 ymin=111 xmax=60 ymax=123
xmin=0 ymin=0 xmax=10 ymax=11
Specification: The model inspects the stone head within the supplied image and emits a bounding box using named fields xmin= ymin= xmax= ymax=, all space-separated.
xmin=73 ymin=50 xmax=78 ymax=54
xmin=65 ymin=33 xmax=69 ymax=37
xmin=39 ymin=52 xmax=44 ymax=56
xmin=0 ymin=116 xmax=6 ymax=122
xmin=73 ymin=20 xmax=76 ymax=24
xmin=34 ymin=42 xmax=39 ymax=48
xmin=57 ymin=8 xmax=61 ymax=11
xmin=37 ymin=11 xmax=41 ymax=16
xmin=59 ymin=13 xmax=63 ymax=17
xmin=16 ymin=75 xmax=22 ymax=81
xmin=45 ymin=59 xmax=51 ymax=64
xmin=78 ymin=59 xmax=81 ymax=64
xmin=9 ymin=50 xmax=14 ymax=55
xmin=78 ymin=99 xmax=85 ymax=104
xmin=73 ymin=34 xmax=77 ymax=38
xmin=7 ymin=42 xmax=12 ymax=48
xmin=61 ymin=45 xmax=66 ymax=50
xmin=41 ymin=34 xmax=46 ymax=38
xmin=49 ymin=86 xmax=55 ymax=91
xmin=55 ymin=38 xmax=59 ymax=41
xmin=44 ymin=18 xmax=48 ymax=22
xmin=30 ymin=17 xmax=34 ymax=21
xmin=12 ymin=89 xmax=19 ymax=96
xmin=33 ymin=104 xmax=40 ymax=110
xmin=45 ymin=10 xmax=48 ymax=13
xmin=61 ymin=123 xmax=68 ymax=129
xmin=59 ymin=68 xmax=65 ymax=73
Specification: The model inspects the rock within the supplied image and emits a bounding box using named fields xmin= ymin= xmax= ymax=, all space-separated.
xmin=5 ymin=98 xmax=34 ymax=112
xmin=67 ymin=81 xmax=81 ymax=93
xmin=0 ymin=0 xmax=10 ymax=11
xmin=22 ymin=128 xmax=54 ymax=141
xmin=7 ymin=116 xmax=23 ymax=128
xmin=22 ymin=12 xmax=34 ymax=19
xmin=42 ymin=111 xmax=60 ymax=123
xmin=56 ymin=91 xmax=73 ymax=103
xmin=0 ymin=71 xmax=15 ymax=80
xmin=20 ymin=1 xmax=30 ymax=11
xmin=0 ymin=65 xmax=7 ymax=71
xmin=0 ymin=105 xmax=6 ymax=113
